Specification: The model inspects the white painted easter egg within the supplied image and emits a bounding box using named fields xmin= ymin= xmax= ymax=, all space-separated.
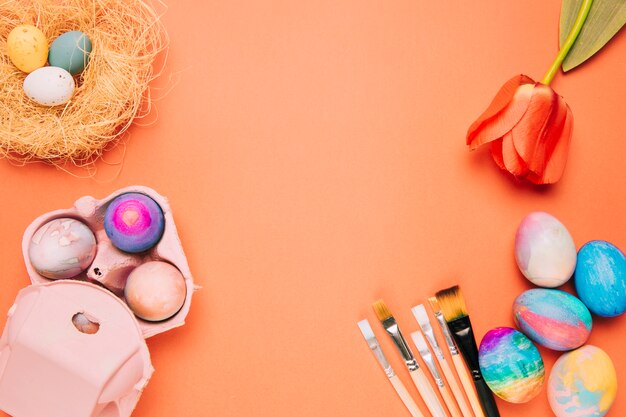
xmin=28 ymin=218 xmax=96 ymax=279
xmin=515 ymin=212 xmax=577 ymax=287
xmin=23 ymin=66 xmax=75 ymax=106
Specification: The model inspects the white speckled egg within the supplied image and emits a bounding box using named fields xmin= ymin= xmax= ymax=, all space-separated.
xmin=515 ymin=212 xmax=577 ymax=287
xmin=28 ymin=218 xmax=96 ymax=279
xmin=23 ymin=66 xmax=75 ymax=106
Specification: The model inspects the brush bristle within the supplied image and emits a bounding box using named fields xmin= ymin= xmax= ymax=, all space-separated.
xmin=435 ymin=286 xmax=468 ymax=322
xmin=427 ymin=296 xmax=440 ymax=312
xmin=411 ymin=304 xmax=429 ymax=327
xmin=411 ymin=331 xmax=428 ymax=351
xmin=372 ymin=299 xmax=393 ymax=321
xmin=357 ymin=319 xmax=375 ymax=340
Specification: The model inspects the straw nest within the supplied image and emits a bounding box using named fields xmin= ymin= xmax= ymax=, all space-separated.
xmin=0 ymin=0 xmax=167 ymax=165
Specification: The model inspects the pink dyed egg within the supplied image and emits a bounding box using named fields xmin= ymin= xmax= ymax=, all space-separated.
xmin=515 ymin=212 xmax=577 ymax=288
xmin=125 ymin=261 xmax=186 ymax=321
xmin=28 ymin=218 xmax=96 ymax=279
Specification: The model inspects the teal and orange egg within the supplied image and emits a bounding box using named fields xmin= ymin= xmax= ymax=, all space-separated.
xmin=479 ymin=327 xmax=544 ymax=403
xmin=548 ymin=345 xmax=617 ymax=417
xmin=513 ymin=289 xmax=592 ymax=351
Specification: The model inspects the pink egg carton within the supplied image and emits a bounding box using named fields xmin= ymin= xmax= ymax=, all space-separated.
xmin=0 ymin=186 xmax=196 ymax=417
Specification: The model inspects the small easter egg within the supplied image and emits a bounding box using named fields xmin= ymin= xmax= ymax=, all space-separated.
xmin=479 ymin=327 xmax=545 ymax=403
xmin=7 ymin=25 xmax=48 ymax=73
xmin=513 ymin=289 xmax=592 ymax=351
xmin=23 ymin=66 xmax=75 ymax=106
xmin=515 ymin=212 xmax=577 ymax=288
xmin=548 ymin=345 xmax=617 ymax=417
xmin=104 ymin=193 xmax=165 ymax=253
xmin=125 ymin=261 xmax=186 ymax=321
xmin=48 ymin=31 xmax=92 ymax=75
xmin=574 ymin=240 xmax=626 ymax=317
xmin=28 ymin=218 xmax=97 ymax=279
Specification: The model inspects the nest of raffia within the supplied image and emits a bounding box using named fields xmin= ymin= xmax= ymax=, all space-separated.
xmin=0 ymin=0 xmax=167 ymax=166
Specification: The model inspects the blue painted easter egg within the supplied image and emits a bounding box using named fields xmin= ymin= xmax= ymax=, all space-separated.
xmin=479 ymin=327 xmax=544 ymax=403
xmin=48 ymin=31 xmax=92 ymax=75
xmin=513 ymin=289 xmax=592 ymax=351
xmin=574 ymin=240 xmax=626 ymax=317
xmin=104 ymin=193 xmax=165 ymax=253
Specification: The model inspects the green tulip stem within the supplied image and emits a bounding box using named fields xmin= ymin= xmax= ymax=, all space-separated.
xmin=541 ymin=0 xmax=594 ymax=85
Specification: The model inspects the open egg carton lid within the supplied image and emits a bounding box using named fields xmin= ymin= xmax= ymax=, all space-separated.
xmin=21 ymin=185 xmax=197 ymax=339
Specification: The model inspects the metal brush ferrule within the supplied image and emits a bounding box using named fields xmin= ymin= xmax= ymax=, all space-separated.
xmin=382 ymin=317 xmax=419 ymax=371
xmin=369 ymin=342 xmax=396 ymax=379
xmin=434 ymin=312 xmax=458 ymax=355
xmin=422 ymin=323 xmax=445 ymax=361
xmin=415 ymin=340 xmax=444 ymax=387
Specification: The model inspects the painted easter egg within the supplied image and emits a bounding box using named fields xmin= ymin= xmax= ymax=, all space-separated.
xmin=513 ymin=289 xmax=592 ymax=351
xmin=48 ymin=31 xmax=92 ymax=75
xmin=515 ymin=212 xmax=577 ymax=288
xmin=548 ymin=345 xmax=617 ymax=417
xmin=574 ymin=240 xmax=626 ymax=317
xmin=104 ymin=193 xmax=165 ymax=253
xmin=28 ymin=218 xmax=97 ymax=279
xmin=125 ymin=261 xmax=186 ymax=321
xmin=23 ymin=66 xmax=75 ymax=106
xmin=479 ymin=327 xmax=544 ymax=403
xmin=7 ymin=25 xmax=48 ymax=73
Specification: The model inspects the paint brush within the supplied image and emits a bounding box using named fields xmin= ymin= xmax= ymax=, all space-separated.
xmin=412 ymin=304 xmax=472 ymax=417
xmin=372 ymin=300 xmax=448 ymax=417
xmin=358 ymin=320 xmax=425 ymax=417
xmin=435 ymin=287 xmax=500 ymax=417
xmin=411 ymin=331 xmax=463 ymax=417
xmin=428 ymin=297 xmax=483 ymax=417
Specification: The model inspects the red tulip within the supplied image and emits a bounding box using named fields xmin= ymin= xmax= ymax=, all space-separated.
xmin=466 ymin=75 xmax=573 ymax=185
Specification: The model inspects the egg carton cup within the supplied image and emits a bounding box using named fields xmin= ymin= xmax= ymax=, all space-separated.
xmin=0 ymin=186 xmax=196 ymax=417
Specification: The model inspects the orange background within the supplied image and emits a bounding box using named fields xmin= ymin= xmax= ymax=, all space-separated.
xmin=1 ymin=1 xmax=625 ymax=416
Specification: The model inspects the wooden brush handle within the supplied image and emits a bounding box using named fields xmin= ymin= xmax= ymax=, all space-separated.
xmin=439 ymin=359 xmax=474 ymax=417
xmin=452 ymin=355 xmax=485 ymax=417
xmin=409 ymin=368 xmax=448 ymax=417
xmin=389 ymin=375 xmax=425 ymax=417
xmin=439 ymin=383 xmax=462 ymax=417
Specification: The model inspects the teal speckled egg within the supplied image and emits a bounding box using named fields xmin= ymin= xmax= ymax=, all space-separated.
xmin=48 ymin=31 xmax=92 ymax=75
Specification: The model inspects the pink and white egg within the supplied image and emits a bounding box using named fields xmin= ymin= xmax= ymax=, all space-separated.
xmin=515 ymin=212 xmax=577 ymax=288
xmin=28 ymin=218 xmax=96 ymax=279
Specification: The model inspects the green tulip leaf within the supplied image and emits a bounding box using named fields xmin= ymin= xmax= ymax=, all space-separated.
xmin=560 ymin=0 xmax=626 ymax=71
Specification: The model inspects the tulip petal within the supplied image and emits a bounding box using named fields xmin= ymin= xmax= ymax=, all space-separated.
xmin=510 ymin=84 xmax=558 ymax=168
xmin=502 ymin=132 xmax=529 ymax=176
xmin=467 ymin=75 xmax=535 ymax=149
xmin=534 ymin=106 xmax=574 ymax=184
xmin=490 ymin=140 xmax=506 ymax=170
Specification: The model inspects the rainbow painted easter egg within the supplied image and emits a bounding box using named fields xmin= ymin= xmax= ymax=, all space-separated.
xmin=28 ymin=218 xmax=96 ymax=279
xmin=479 ymin=327 xmax=544 ymax=403
xmin=575 ymin=240 xmax=626 ymax=317
xmin=515 ymin=212 xmax=577 ymax=288
xmin=513 ymin=289 xmax=592 ymax=351
xmin=548 ymin=345 xmax=617 ymax=417
xmin=104 ymin=193 xmax=165 ymax=253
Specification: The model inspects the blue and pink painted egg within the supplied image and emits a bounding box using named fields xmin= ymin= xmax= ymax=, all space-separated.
xmin=515 ymin=212 xmax=577 ymax=288
xmin=479 ymin=327 xmax=544 ymax=403
xmin=548 ymin=345 xmax=617 ymax=417
xmin=513 ymin=289 xmax=592 ymax=351
xmin=574 ymin=240 xmax=626 ymax=317
xmin=104 ymin=193 xmax=165 ymax=253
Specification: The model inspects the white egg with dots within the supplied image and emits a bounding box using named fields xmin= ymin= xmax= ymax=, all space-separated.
xmin=23 ymin=67 xmax=75 ymax=106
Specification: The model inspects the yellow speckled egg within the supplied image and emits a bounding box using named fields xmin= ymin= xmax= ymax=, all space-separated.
xmin=7 ymin=25 xmax=48 ymax=73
